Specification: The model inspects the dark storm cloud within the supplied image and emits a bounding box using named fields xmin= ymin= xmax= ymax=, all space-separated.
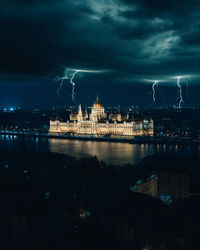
xmin=1 ymin=0 xmax=200 ymax=82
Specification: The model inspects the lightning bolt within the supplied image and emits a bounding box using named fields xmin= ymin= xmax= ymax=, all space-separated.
xmin=177 ymin=76 xmax=184 ymax=108
xmin=70 ymin=70 xmax=79 ymax=104
xmin=57 ymin=78 xmax=64 ymax=98
xmin=152 ymin=81 xmax=158 ymax=103
xmin=57 ymin=67 xmax=107 ymax=103
xmin=57 ymin=69 xmax=79 ymax=103
xmin=186 ymin=79 xmax=190 ymax=103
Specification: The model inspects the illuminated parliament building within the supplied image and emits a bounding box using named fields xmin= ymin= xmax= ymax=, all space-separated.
xmin=49 ymin=96 xmax=154 ymax=137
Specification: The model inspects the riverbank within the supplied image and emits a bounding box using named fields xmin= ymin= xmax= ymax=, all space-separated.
xmin=0 ymin=130 xmax=199 ymax=146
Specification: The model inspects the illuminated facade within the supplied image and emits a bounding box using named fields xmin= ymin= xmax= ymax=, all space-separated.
xmin=49 ymin=96 xmax=154 ymax=137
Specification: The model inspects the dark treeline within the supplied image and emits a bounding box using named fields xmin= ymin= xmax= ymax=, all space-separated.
xmin=0 ymin=149 xmax=200 ymax=249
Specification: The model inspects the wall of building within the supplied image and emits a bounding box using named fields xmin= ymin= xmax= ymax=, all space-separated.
xmin=49 ymin=119 xmax=154 ymax=136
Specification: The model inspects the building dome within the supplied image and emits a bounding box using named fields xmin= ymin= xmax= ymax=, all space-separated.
xmin=92 ymin=94 xmax=104 ymax=109
xmin=92 ymin=101 xmax=104 ymax=109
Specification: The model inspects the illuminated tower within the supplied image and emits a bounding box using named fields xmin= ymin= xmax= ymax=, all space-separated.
xmin=83 ymin=107 xmax=88 ymax=120
xmin=90 ymin=94 xmax=105 ymax=121
xmin=77 ymin=104 xmax=83 ymax=121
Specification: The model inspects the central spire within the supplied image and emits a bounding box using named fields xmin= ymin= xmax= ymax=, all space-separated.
xmin=96 ymin=92 xmax=99 ymax=102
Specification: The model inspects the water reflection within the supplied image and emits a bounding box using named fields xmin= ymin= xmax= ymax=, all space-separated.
xmin=47 ymin=139 xmax=200 ymax=165
xmin=0 ymin=135 xmax=200 ymax=166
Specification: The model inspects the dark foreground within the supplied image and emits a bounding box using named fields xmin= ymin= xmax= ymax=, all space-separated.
xmin=0 ymin=149 xmax=200 ymax=250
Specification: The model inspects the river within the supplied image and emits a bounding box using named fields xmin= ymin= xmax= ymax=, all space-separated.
xmin=0 ymin=134 xmax=199 ymax=166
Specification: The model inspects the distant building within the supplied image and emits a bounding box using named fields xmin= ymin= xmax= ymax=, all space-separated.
xmin=130 ymin=174 xmax=158 ymax=198
xmin=130 ymin=171 xmax=193 ymax=204
xmin=49 ymin=95 xmax=154 ymax=137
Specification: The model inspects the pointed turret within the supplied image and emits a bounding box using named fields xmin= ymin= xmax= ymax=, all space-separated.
xmin=77 ymin=104 xmax=83 ymax=121
xmin=78 ymin=104 xmax=82 ymax=115
xmin=96 ymin=92 xmax=99 ymax=102
xmin=83 ymin=107 xmax=88 ymax=120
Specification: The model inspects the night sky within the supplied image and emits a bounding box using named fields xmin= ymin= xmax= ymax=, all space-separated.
xmin=1 ymin=0 xmax=200 ymax=108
